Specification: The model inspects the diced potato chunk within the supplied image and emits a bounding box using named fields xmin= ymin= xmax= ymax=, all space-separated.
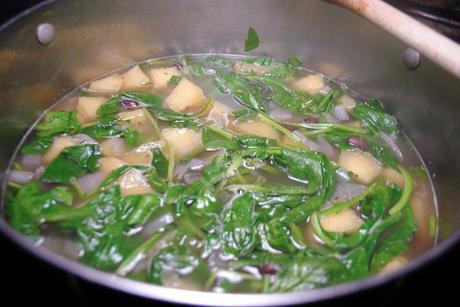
xmin=100 ymin=138 xmax=129 ymax=158
xmin=293 ymin=74 xmax=325 ymax=94
xmin=338 ymin=94 xmax=356 ymax=111
xmin=89 ymin=74 xmax=123 ymax=95
xmin=382 ymin=167 xmax=405 ymax=188
xmin=123 ymin=151 xmax=153 ymax=166
xmin=232 ymin=120 xmax=281 ymax=142
xmin=118 ymin=109 xmax=155 ymax=135
xmin=380 ymin=257 xmax=407 ymax=274
xmin=338 ymin=149 xmax=383 ymax=184
xmin=162 ymin=128 xmax=202 ymax=161
xmin=164 ymin=78 xmax=206 ymax=112
xmin=122 ymin=65 xmax=151 ymax=90
xmin=122 ymin=142 xmax=161 ymax=166
xmin=42 ymin=136 xmax=78 ymax=164
xmin=76 ymin=97 xmax=106 ymax=124
xmin=320 ymin=208 xmax=364 ymax=234
xmin=207 ymin=100 xmax=234 ymax=128
xmin=118 ymin=168 xmax=154 ymax=196
xmin=149 ymin=67 xmax=181 ymax=90
xmin=99 ymin=157 xmax=127 ymax=176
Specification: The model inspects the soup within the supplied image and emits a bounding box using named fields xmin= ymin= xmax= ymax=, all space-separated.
xmin=5 ymin=54 xmax=436 ymax=293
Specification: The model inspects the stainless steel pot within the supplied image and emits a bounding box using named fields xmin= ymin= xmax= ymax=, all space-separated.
xmin=0 ymin=1 xmax=459 ymax=305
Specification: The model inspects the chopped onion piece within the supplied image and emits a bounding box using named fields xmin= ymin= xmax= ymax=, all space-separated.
xmin=9 ymin=170 xmax=34 ymax=184
xmin=333 ymin=105 xmax=350 ymax=121
xmin=174 ymin=158 xmax=210 ymax=180
xmin=323 ymin=113 xmax=339 ymax=123
xmin=269 ymin=104 xmax=294 ymax=121
xmin=380 ymin=132 xmax=403 ymax=160
xmin=293 ymin=131 xmax=338 ymax=160
xmin=317 ymin=136 xmax=339 ymax=161
xmin=21 ymin=154 xmax=42 ymax=171
xmin=183 ymin=172 xmax=202 ymax=184
xmin=34 ymin=166 xmax=45 ymax=179
xmin=327 ymin=182 xmax=367 ymax=205
xmin=293 ymin=131 xmax=322 ymax=152
xmin=76 ymin=172 xmax=104 ymax=194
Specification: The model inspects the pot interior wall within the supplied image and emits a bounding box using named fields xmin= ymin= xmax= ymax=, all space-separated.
xmin=0 ymin=0 xmax=459 ymax=245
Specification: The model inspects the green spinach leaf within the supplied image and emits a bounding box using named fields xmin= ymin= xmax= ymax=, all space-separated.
xmin=244 ymin=27 xmax=260 ymax=52
xmin=36 ymin=111 xmax=80 ymax=137
xmin=41 ymin=144 xmax=101 ymax=184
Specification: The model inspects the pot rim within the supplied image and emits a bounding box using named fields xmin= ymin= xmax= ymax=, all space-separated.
xmin=0 ymin=1 xmax=459 ymax=305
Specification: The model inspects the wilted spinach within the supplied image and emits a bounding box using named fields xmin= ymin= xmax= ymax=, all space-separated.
xmin=36 ymin=111 xmax=80 ymax=137
xmin=41 ymin=144 xmax=101 ymax=184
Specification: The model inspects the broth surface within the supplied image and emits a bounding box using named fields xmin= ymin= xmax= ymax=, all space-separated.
xmin=5 ymin=54 xmax=437 ymax=293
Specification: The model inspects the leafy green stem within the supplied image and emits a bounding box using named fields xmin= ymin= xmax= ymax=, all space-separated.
xmin=167 ymin=144 xmax=175 ymax=187
xmin=310 ymin=213 xmax=338 ymax=247
xmin=224 ymin=184 xmax=308 ymax=195
xmin=142 ymin=108 xmax=163 ymax=141
xmin=116 ymin=225 xmax=174 ymax=276
xmin=389 ymin=165 xmax=414 ymax=215
xmin=282 ymin=122 xmax=367 ymax=135
xmin=257 ymin=112 xmax=302 ymax=146
xmin=203 ymin=124 xmax=235 ymax=140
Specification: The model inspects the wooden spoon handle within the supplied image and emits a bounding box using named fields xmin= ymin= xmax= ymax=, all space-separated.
xmin=329 ymin=0 xmax=460 ymax=78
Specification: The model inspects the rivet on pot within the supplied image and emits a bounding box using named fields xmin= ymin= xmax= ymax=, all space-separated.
xmin=403 ymin=47 xmax=421 ymax=71
xmin=36 ymin=23 xmax=55 ymax=46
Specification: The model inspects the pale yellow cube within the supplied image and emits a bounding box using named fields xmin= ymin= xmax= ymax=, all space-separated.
xmin=164 ymin=78 xmax=206 ymax=112
xmin=99 ymin=157 xmax=127 ymax=176
xmin=293 ymin=74 xmax=325 ymax=94
xmin=161 ymin=128 xmax=202 ymax=161
xmin=382 ymin=167 xmax=405 ymax=188
xmin=118 ymin=109 xmax=154 ymax=135
xmin=149 ymin=67 xmax=181 ymax=90
xmin=338 ymin=149 xmax=383 ymax=184
xmin=89 ymin=74 xmax=123 ymax=95
xmin=320 ymin=208 xmax=364 ymax=234
xmin=232 ymin=120 xmax=281 ymax=142
xmin=338 ymin=94 xmax=356 ymax=111
xmin=380 ymin=257 xmax=407 ymax=274
xmin=76 ymin=97 xmax=106 ymax=124
xmin=118 ymin=168 xmax=154 ymax=196
xmin=42 ymin=136 xmax=78 ymax=165
xmin=122 ymin=141 xmax=162 ymax=166
xmin=122 ymin=65 xmax=151 ymax=90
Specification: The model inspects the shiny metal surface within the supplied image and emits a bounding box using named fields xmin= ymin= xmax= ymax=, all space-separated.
xmin=0 ymin=0 xmax=459 ymax=305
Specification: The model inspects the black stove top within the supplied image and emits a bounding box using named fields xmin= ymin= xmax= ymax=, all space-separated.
xmin=0 ymin=1 xmax=459 ymax=306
